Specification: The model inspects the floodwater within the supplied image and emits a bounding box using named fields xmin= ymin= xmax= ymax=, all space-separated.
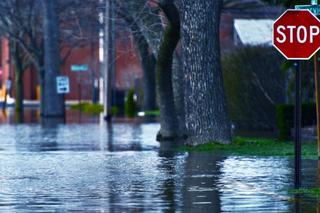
xmin=0 ymin=109 xmax=319 ymax=212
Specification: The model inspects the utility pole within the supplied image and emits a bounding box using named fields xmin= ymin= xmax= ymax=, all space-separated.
xmin=104 ymin=0 xmax=116 ymax=122
xmin=42 ymin=0 xmax=65 ymax=118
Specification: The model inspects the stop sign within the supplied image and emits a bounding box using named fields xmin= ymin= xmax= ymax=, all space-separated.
xmin=273 ymin=9 xmax=320 ymax=60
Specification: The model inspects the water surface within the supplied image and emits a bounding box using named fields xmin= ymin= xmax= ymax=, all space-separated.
xmin=0 ymin=115 xmax=318 ymax=212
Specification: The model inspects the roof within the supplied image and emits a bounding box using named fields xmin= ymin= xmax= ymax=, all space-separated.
xmin=224 ymin=0 xmax=263 ymax=9
xmin=234 ymin=19 xmax=274 ymax=46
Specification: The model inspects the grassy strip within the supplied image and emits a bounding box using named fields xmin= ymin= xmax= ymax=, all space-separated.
xmin=181 ymin=137 xmax=317 ymax=158
xmin=290 ymin=188 xmax=320 ymax=198
xmin=70 ymin=102 xmax=103 ymax=115
xmin=144 ymin=110 xmax=160 ymax=116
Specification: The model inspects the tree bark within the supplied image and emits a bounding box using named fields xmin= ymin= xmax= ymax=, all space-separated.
xmin=15 ymin=71 xmax=24 ymax=123
xmin=12 ymin=50 xmax=24 ymax=123
xmin=181 ymin=0 xmax=231 ymax=145
xmin=156 ymin=1 xmax=180 ymax=141
xmin=14 ymin=65 xmax=24 ymax=113
xmin=42 ymin=0 xmax=65 ymax=118
xmin=172 ymin=53 xmax=186 ymax=136
xmin=10 ymin=41 xmax=24 ymax=115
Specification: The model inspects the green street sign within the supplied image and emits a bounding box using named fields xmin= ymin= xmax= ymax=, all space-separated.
xmin=71 ymin=64 xmax=89 ymax=72
xmin=295 ymin=5 xmax=320 ymax=15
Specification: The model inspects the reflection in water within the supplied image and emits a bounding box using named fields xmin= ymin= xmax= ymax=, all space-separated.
xmin=0 ymin=122 xmax=319 ymax=211
xmin=0 ymin=108 xmax=13 ymax=123
xmin=40 ymin=117 xmax=65 ymax=128
xmin=159 ymin=140 xmax=185 ymax=158
xmin=288 ymin=159 xmax=320 ymax=213
xmin=183 ymin=153 xmax=222 ymax=212
xmin=220 ymin=157 xmax=292 ymax=212
xmin=107 ymin=123 xmax=144 ymax=152
xmin=158 ymin=141 xmax=184 ymax=212
xmin=107 ymin=122 xmax=114 ymax=152
xmin=15 ymin=111 xmax=24 ymax=123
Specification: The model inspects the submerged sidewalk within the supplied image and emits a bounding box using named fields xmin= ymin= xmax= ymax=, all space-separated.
xmin=1 ymin=100 xmax=92 ymax=108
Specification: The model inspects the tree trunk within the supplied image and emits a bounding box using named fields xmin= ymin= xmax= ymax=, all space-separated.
xmin=11 ymin=41 xmax=24 ymax=122
xmin=156 ymin=1 xmax=180 ymax=141
xmin=39 ymin=70 xmax=45 ymax=115
xmin=42 ymin=0 xmax=65 ymax=118
xmin=11 ymin=43 xmax=23 ymax=112
xmin=181 ymin=0 xmax=231 ymax=145
xmin=15 ymin=69 xmax=24 ymax=112
xmin=15 ymin=71 xmax=24 ymax=123
xmin=140 ymin=42 xmax=157 ymax=112
xmin=172 ymin=53 xmax=186 ymax=137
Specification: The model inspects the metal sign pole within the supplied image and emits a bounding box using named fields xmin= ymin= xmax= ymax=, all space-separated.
xmin=294 ymin=61 xmax=302 ymax=189
xmin=314 ymin=53 xmax=320 ymax=159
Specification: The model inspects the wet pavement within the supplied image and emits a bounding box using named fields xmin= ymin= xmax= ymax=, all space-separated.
xmin=0 ymin=109 xmax=319 ymax=212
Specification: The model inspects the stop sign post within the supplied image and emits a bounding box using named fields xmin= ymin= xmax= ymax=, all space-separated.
xmin=273 ymin=9 xmax=320 ymax=189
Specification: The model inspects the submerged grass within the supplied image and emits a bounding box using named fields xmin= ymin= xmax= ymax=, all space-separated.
xmin=181 ymin=137 xmax=317 ymax=158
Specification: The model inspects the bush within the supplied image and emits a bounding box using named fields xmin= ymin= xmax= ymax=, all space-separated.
xmin=125 ymin=89 xmax=136 ymax=118
xmin=111 ymin=106 xmax=119 ymax=116
xmin=70 ymin=102 xmax=103 ymax=115
xmin=222 ymin=46 xmax=285 ymax=130
xmin=276 ymin=104 xmax=294 ymax=140
xmin=276 ymin=103 xmax=316 ymax=140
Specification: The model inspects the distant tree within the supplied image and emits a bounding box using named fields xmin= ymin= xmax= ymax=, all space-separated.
xmin=0 ymin=0 xmax=41 ymax=118
xmin=115 ymin=0 xmax=186 ymax=139
xmin=0 ymin=0 xmax=99 ymax=118
xmin=116 ymin=1 xmax=159 ymax=112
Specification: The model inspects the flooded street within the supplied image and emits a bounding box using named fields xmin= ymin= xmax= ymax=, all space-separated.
xmin=0 ymin=110 xmax=318 ymax=212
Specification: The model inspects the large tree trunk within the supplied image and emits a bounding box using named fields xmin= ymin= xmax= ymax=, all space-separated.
xmin=156 ymin=1 xmax=180 ymax=141
xmin=181 ymin=0 xmax=231 ymax=145
xmin=172 ymin=53 xmax=186 ymax=137
xmin=42 ymin=0 xmax=65 ymax=118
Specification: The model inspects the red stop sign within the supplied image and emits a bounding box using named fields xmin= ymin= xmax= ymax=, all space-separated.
xmin=273 ymin=9 xmax=320 ymax=60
